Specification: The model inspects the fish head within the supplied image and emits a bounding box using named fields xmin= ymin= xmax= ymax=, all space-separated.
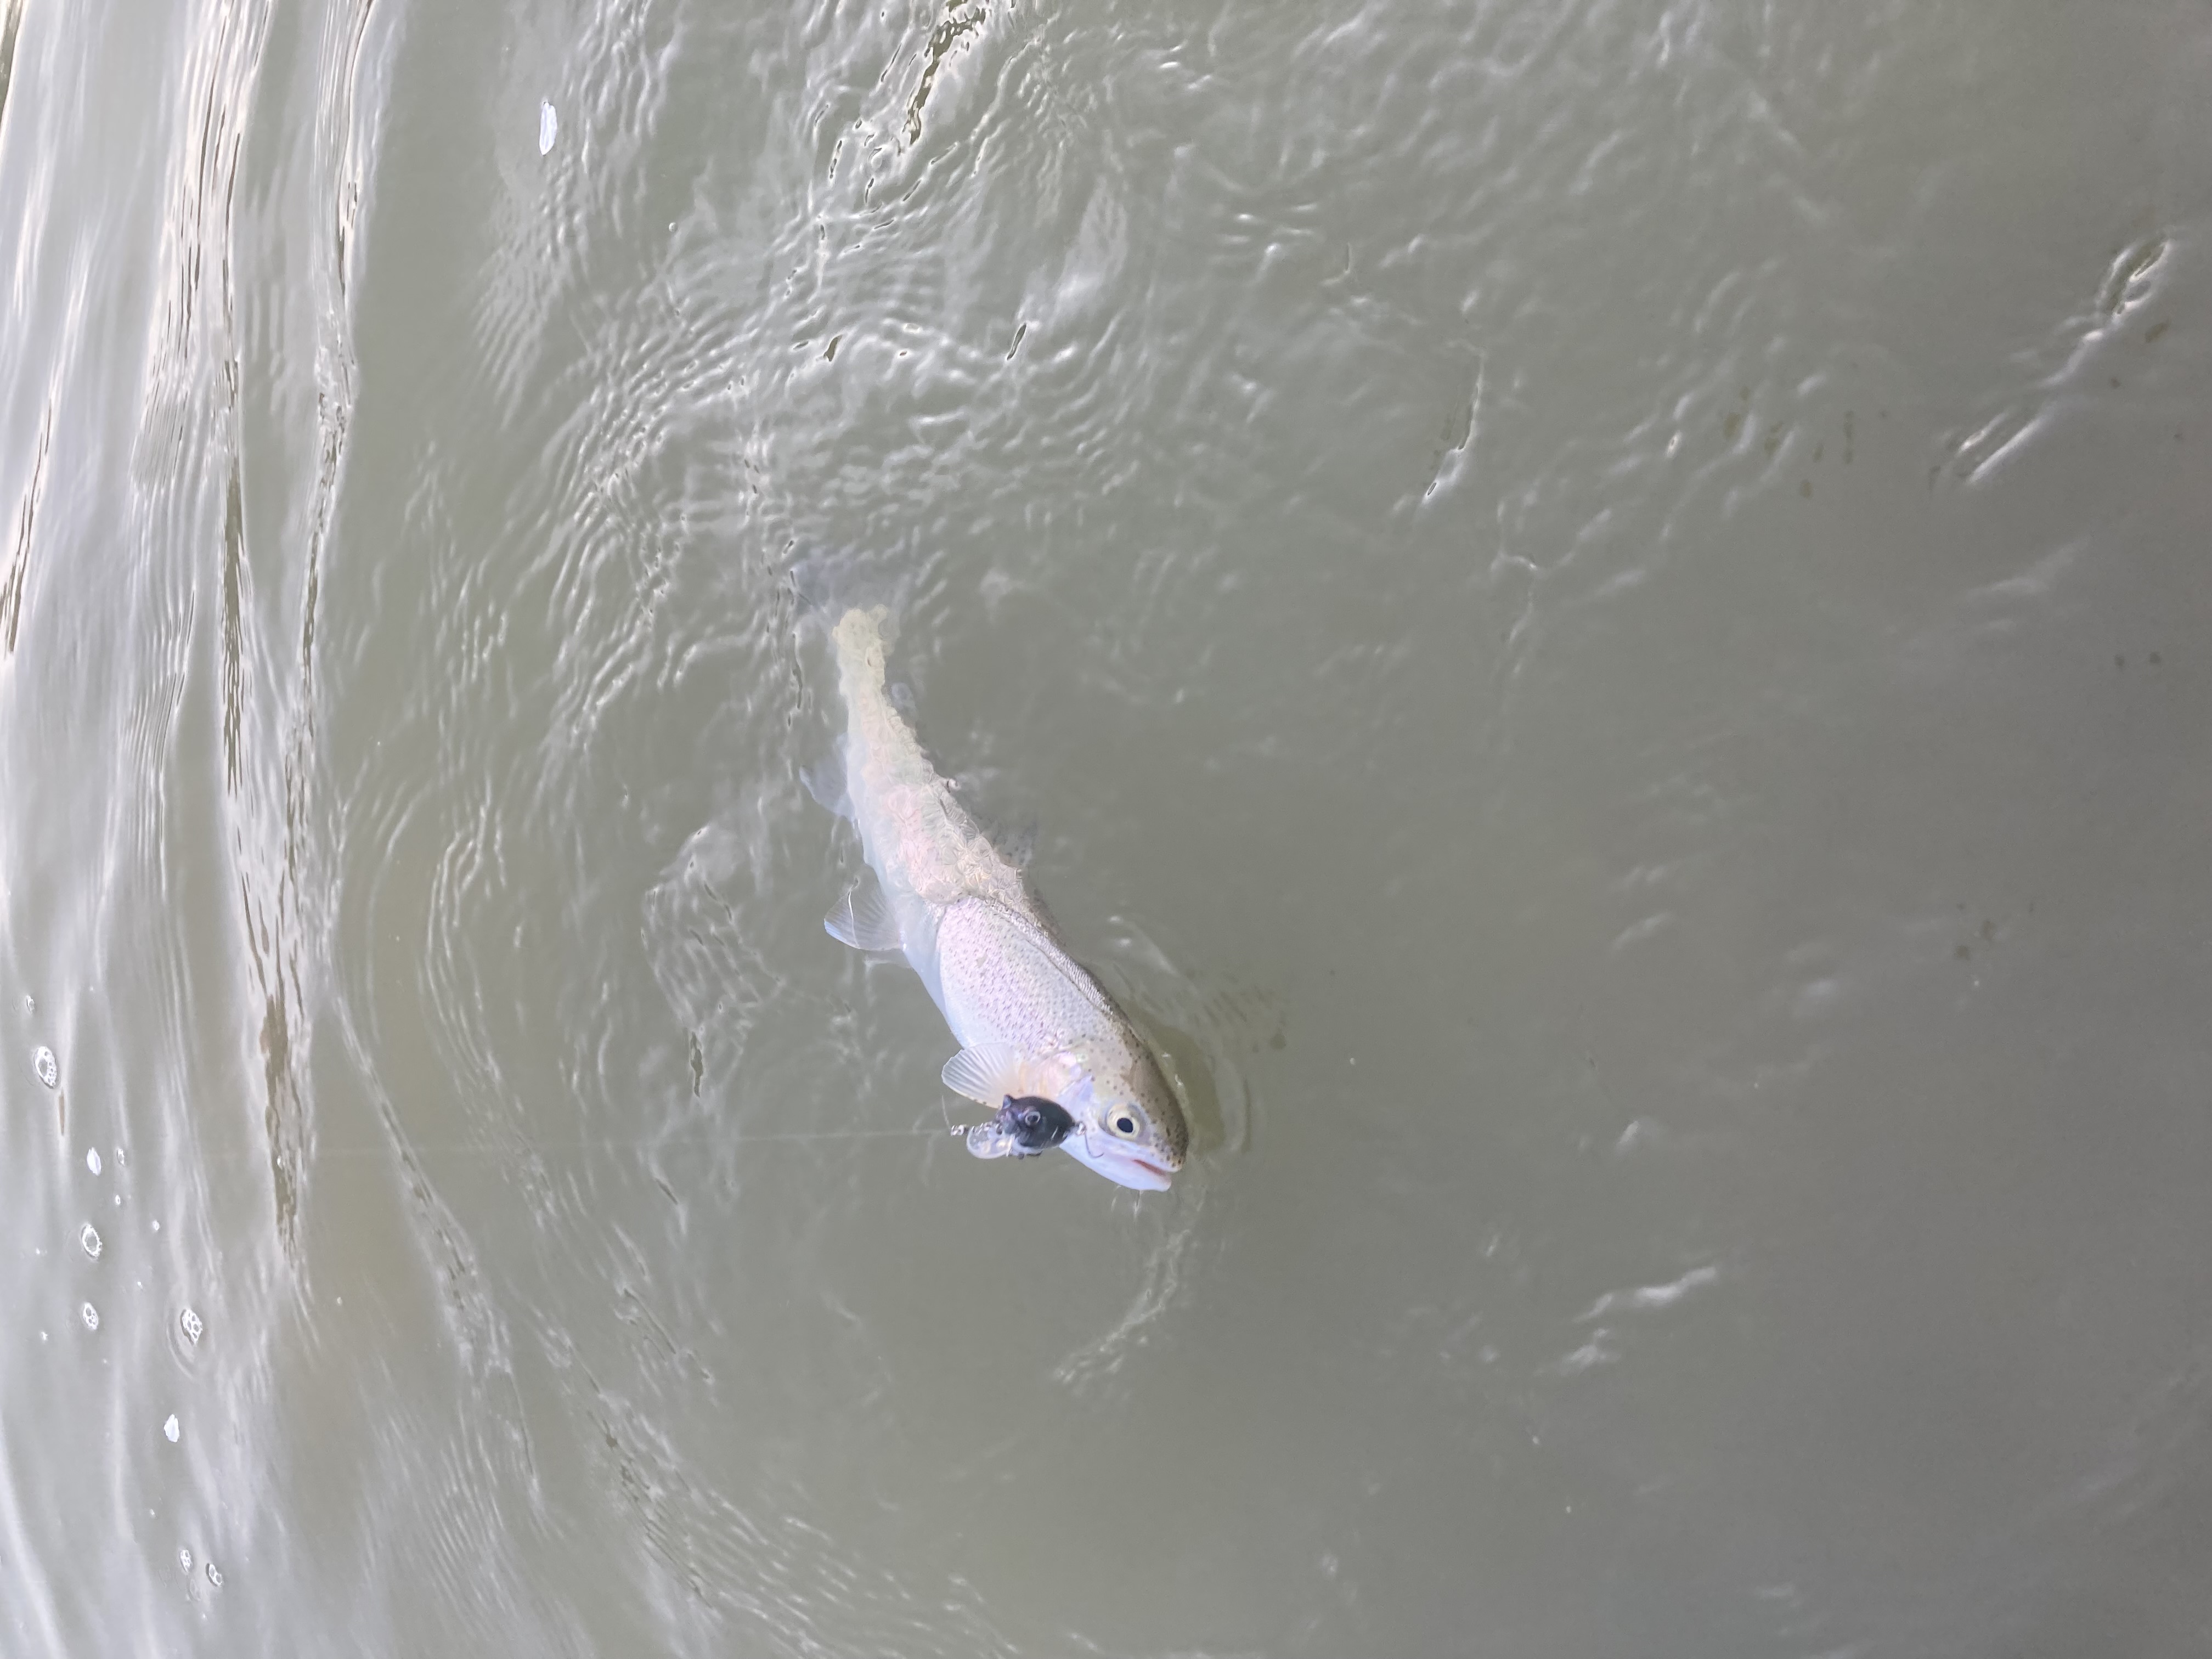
xmin=1055 ymin=1057 xmax=1187 ymax=1192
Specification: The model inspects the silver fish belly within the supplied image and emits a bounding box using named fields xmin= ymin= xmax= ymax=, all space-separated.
xmin=823 ymin=606 xmax=1188 ymax=1189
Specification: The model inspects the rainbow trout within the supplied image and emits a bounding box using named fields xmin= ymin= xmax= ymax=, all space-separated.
xmin=820 ymin=606 xmax=1187 ymax=1190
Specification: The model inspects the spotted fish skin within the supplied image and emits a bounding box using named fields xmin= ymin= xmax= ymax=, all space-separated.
xmin=831 ymin=606 xmax=1026 ymax=920
xmin=827 ymin=607 xmax=1188 ymax=1187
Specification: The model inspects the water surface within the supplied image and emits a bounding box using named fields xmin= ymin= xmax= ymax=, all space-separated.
xmin=3 ymin=1 xmax=2210 ymax=1654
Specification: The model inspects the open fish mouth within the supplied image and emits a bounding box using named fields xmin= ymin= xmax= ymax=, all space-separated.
xmin=1062 ymin=1136 xmax=1177 ymax=1192
xmin=966 ymin=1119 xmax=1177 ymax=1189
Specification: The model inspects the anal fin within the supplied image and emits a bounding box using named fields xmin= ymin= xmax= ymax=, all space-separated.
xmin=941 ymin=1042 xmax=1031 ymax=1105
xmin=800 ymin=755 xmax=852 ymax=820
xmin=825 ymin=876 xmax=904 ymax=951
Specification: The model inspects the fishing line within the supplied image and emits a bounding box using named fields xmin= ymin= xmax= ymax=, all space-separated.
xmin=112 ymin=1121 xmax=973 ymax=1171
xmin=321 ymin=1123 xmax=968 ymax=1161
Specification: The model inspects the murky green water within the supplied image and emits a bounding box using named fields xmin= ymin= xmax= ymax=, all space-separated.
xmin=4 ymin=1 xmax=2210 ymax=1654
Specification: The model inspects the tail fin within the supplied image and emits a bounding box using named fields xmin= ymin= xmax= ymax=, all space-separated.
xmin=831 ymin=603 xmax=895 ymax=682
xmin=787 ymin=550 xmax=914 ymax=634
xmin=789 ymin=556 xmax=915 ymax=831
xmin=788 ymin=550 xmax=922 ymax=698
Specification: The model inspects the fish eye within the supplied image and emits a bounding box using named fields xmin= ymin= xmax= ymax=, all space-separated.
xmin=1108 ymin=1108 xmax=1143 ymax=1138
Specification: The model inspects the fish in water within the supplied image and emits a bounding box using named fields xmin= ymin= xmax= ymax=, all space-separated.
xmin=817 ymin=605 xmax=1188 ymax=1190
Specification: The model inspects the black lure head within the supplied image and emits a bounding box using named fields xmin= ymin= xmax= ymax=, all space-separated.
xmin=997 ymin=1093 xmax=1076 ymax=1153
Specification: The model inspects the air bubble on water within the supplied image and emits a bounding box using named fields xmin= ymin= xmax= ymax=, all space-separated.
xmin=80 ymin=1224 xmax=102 ymax=1259
xmin=33 ymin=1046 xmax=58 ymax=1088
xmin=538 ymin=100 xmax=557 ymax=155
xmin=179 ymin=1307 xmax=204 ymax=1345
xmin=86 ymin=1148 xmax=101 ymax=1175
xmin=179 ymin=1547 xmax=193 ymax=1575
xmin=82 ymin=1303 xmax=99 ymax=1331
xmin=163 ymin=1414 xmax=180 ymax=1443
xmin=205 ymin=1562 xmax=222 ymax=1588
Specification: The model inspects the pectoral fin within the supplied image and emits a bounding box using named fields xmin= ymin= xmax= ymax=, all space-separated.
xmin=941 ymin=1042 xmax=1030 ymax=1105
xmin=825 ymin=877 xmax=903 ymax=951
